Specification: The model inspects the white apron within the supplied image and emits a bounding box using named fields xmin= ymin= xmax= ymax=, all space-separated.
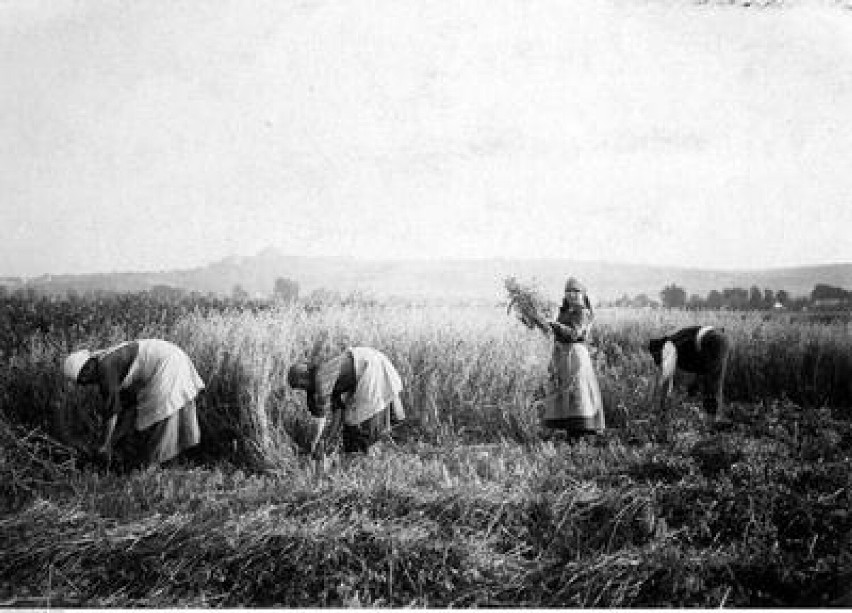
xmin=543 ymin=342 xmax=604 ymax=431
xmin=343 ymin=347 xmax=404 ymax=426
xmin=118 ymin=339 xmax=205 ymax=431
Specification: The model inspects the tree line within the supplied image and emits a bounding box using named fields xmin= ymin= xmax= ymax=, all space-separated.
xmin=607 ymin=283 xmax=852 ymax=311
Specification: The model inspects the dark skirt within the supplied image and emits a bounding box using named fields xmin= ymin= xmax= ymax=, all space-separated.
xmin=543 ymin=415 xmax=602 ymax=434
xmin=341 ymin=404 xmax=394 ymax=453
xmin=696 ymin=332 xmax=730 ymax=416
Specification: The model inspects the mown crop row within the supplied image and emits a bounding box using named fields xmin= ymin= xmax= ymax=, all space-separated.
xmin=2 ymin=405 xmax=850 ymax=607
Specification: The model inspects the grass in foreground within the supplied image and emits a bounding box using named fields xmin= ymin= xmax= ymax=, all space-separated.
xmin=2 ymin=398 xmax=851 ymax=608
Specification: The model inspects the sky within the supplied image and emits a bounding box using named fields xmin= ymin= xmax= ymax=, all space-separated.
xmin=2 ymin=0 xmax=852 ymax=277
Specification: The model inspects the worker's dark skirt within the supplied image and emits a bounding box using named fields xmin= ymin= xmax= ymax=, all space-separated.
xmin=342 ymin=405 xmax=395 ymax=453
xmin=696 ymin=331 xmax=730 ymax=417
xmin=544 ymin=416 xmax=603 ymax=435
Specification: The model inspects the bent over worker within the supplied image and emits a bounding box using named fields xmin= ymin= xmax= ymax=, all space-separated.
xmin=287 ymin=346 xmax=405 ymax=456
xmin=648 ymin=325 xmax=731 ymax=424
xmin=63 ymin=339 xmax=204 ymax=466
xmin=543 ymin=277 xmax=605 ymax=436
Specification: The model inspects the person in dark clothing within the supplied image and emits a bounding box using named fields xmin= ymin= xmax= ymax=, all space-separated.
xmin=648 ymin=326 xmax=731 ymax=424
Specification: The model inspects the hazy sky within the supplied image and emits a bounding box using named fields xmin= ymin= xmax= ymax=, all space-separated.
xmin=2 ymin=0 xmax=852 ymax=276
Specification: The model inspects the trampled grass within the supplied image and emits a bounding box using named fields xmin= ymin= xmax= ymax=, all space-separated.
xmin=1 ymin=302 xmax=851 ymax=606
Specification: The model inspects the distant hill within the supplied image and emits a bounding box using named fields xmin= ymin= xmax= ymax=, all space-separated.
xmin=5 ymin=248 xmax=851 ymax=303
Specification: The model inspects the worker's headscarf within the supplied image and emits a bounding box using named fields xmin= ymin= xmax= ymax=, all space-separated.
xmin=63 ymin=349 xmax=92 ymax=382
xmin=564 ymin=277 xmax=587 ymax=294
xmin=563 ymin=276 xmax=593 ymax=315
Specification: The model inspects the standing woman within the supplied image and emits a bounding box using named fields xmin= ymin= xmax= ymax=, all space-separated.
xmin=543 ymin=277 xmax=605 ymax=436
xmin=62 ymin=339 xmax=204 ymax=467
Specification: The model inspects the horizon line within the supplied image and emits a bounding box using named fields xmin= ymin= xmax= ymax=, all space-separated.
xmin=3 ymin=249 xmax=852 ymax=281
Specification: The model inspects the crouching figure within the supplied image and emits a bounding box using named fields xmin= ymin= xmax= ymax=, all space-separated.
xmin=648 ymin=325 xmax=731 ymax=425
xmin=287 ymin=346 xmax=405 ymax=457
xmin=63 ymin=339 xmax=204 ymax=467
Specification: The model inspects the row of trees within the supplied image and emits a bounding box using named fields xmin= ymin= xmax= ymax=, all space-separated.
xmin=6 ymin=276 xmax=849 ymax=313
xmin=611 ymin=283 xmax=851 ymax=310
xmin=230 ymin=277 xmax=300 ymax=303
xmin=2 ymin=277 xmax=388 ymax=314
xmin=658 ymin=285 xmax=791 ymax=310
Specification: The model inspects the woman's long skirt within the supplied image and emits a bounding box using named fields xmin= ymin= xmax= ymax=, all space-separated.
xmin=543 ymin=342 xmax=605 ymax=434
xmin=141 ymin=400 xmax=201 ymax=465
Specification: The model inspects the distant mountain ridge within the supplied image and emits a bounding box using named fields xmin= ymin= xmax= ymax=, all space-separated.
xmin=5 ymin=248 xmax=851 ymax=303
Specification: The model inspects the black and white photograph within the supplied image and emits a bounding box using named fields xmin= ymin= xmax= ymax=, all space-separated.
xmin=1 ymin=0 xmax=851 ymax=607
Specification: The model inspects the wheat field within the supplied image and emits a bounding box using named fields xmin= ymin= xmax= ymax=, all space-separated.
xmin=1 ymin=297 xmax=851 ymax=606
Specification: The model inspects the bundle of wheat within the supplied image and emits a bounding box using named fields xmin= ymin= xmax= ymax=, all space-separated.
xmin=504 ymin=277 xmax=553 ymax=334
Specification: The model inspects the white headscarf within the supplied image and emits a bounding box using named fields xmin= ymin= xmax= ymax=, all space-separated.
xmin=63 ymin=349 xmax=92 ymax=382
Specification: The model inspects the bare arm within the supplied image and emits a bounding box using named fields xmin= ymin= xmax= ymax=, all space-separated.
xmin=311 ymin=406 xmax=343 ymax=458
xmin=96 ymin=353 xmax=130 ymax=455
xmin=99 ymin=414 xmax=118 ymax=454
xmin=651 ymin=342 xmax=677 ymax=411
xmin=98 ymin=388 xmax=126 ymax=454
xmin=390 ymin=393 xmax=405 ymax=423
xmin=309 ymin=417 xmax=327 ymax=455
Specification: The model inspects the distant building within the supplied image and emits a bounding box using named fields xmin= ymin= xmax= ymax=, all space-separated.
xmin=813 ymin=298 xmax=844 ymax=308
